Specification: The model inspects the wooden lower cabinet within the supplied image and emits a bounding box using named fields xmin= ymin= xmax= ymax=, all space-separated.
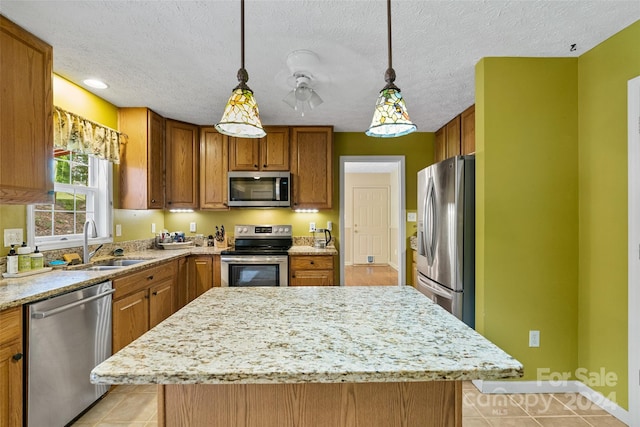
xmin=0 ymin=306 xmax=23 ymax=427
xmin=290 ymin=255 xmax=335 ymax=286
xmin=187 ymin=255 xmax=221 ymax=303
xmin=113 ymin=289 xmax=149 ymax=353
xmin=112 ymin=261 xmax=178 ymax=353
xmin=176 ymin=257 xmax=189 ymax=311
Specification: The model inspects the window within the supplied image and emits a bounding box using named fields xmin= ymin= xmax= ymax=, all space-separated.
xmin=28 ymin=149 xmax=113 ymax=250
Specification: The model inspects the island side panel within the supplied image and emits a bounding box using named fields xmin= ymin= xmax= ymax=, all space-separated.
xmin=159 ymin=381 xmax=462 ymax=427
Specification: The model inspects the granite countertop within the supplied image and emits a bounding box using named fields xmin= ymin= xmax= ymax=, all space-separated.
xmin=91 ymin=286 xmax=523 ymax=385
xmin=0 ymin=245 xmax=337 ymax=310
xmin=288 ymin=245 xmax=338 ymax=255
xmin=0 ymin=247 xmax=222 ymax=310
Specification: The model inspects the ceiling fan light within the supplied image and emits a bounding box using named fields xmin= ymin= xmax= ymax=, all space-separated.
xmin=308 ymin=90 xmax=323 ymax=110
xmin=295 ymin=85 xmax=313 ymax=102
xmin=283 ymin=90 xmax=298 ymax=109
xmin=215 ymin=87 xmax=266 ymax=138
xmin=366 ymin=87 xmax=417 ymax=138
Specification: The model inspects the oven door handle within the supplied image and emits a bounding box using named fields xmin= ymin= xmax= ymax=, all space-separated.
xmin=221 ymin=256 xmax=288 ymax=263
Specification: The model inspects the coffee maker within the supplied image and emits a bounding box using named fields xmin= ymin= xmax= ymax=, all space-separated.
xmin=313 ymin=228 xmax=332 ymax=249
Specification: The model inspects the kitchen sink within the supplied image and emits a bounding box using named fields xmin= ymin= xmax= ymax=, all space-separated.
xmin=66 ymin=259 xmax=150 ymax=271
xmin=84 ymin=265 xmax=125 ymax=271
xmin=93 ymin=259 xmax=149 ymax=267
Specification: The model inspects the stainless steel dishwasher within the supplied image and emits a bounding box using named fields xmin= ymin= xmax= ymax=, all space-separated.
xmin=26 ymin=281 xmax=114 ymax=427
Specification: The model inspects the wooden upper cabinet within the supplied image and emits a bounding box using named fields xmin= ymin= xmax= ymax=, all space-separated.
xmin=434 ymin=128 xmax=446 ymax=163
xmin=229 ymin=126 xmax=290 ymax=171
xmin=0 ymin=16 xmax=53 ymax=204
xmin=165 ymin=119 xmax=199 ymax=208
xmin=200 ymin=127 xmax=229 ymax=210
xmin=445 ymin=116 xmax=461 ymax=158
xmin=290 ymin=126 xmax=333 ymax=210
xmin=461 ymin=105 xmax=475 ymax=155
xmin=118 ymin=108 xmax=165 ymax=209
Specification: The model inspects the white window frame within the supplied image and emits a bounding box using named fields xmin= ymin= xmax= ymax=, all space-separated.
xmin=27 ymin=155 xmax=113 ymax=251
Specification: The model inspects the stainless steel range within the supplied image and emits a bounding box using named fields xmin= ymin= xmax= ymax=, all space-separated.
xmin=220 ymin=225 xmax=292 ymax=287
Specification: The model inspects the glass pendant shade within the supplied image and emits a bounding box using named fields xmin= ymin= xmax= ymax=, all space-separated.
xmin=366 ymin=87 xmax=417 ymax=137
xmin=215 ymin=87 xmax=266 ymax=138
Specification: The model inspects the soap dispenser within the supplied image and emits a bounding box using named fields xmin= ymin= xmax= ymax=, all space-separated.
xmin=6 ymin=245 xmax=18 ymax=274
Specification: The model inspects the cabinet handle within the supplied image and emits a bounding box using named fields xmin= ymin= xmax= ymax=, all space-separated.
xmin=147 ymin=275 xmax=154 ymax=280
xmin=152 ymin=291 xmax=158 ymax=296
xmin=310 ymin=261 xmax=314 ymax=265
xmin=151 ymin=199 xmax=156 ymax=203
xmin=12 ymin=353 xmax=23 ymax=361
xmin=254 ymin=164 xmax=258 ymax=169
xmin=263 ymin=164 xmax=267 ymax=168
xmin=167 ymin=201 xmax=172 ymax=205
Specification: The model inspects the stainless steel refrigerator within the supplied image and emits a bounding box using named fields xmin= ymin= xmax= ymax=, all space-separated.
xmin=416 ymin=155 xmax=475 ymax=328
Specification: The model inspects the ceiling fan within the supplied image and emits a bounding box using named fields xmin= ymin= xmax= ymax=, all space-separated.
xmin=282 ymin=50 xmax=324 ymax=116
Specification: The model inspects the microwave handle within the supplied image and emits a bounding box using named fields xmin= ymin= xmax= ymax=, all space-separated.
xmin=275 ymin=177 xmax=281 ymax=201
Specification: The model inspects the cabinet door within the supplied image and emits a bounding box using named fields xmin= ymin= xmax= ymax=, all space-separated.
xmin=0 ymin=16 xmax=53 ymax=204
xmin=260 ymin=127 xmax=289 ymax=171
xmin=461 ymin=105 xmax=475 ymax=155
xmin=165 ymin=119 xmax=199 ymax=208
xmin=200 ymin=127 xmax=229 ymax=209
xmin=445 ymin=116 xmax=461 ymax=158
xmin=188 ymin=256 xmax=213 ymax=302
xmin=176 ymin=257 xmax=189 ymax=311
xmin=149 ymin=279 xmax=174 ymax=328
xmin=0 ymin=341 xmax=22 ymax=427
xmin=229 ymin=137 xmax=259 ymax=171
xmin=118 ymin=108 xmax=165 ymax=209
xmin=434 ymin=128 xmax=446 ymax=163
xmin=290 ymin=270 xmax=334 ymax=286
xmin=113 ymin=289 xmax=149 ymax=353
xmin=290 ymin=127 xmax=333 ymax=209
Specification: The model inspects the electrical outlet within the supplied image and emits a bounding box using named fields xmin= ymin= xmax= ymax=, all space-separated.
xmin=4 ymin=228 xmax=23 ymax=247
xmin=326 ymin=221 xmax=332 ymax=231
xmin=151 ymin=223 xmax=156 ymax=233
xmin=309 ymin=222 xmax=316 ymax=232
xmin=190 ymin=222 xmax=197 ymax=232
xmin=529 ymin=330 xmax=540 ymax=347
xmin=407 ymin=212 xmax=417 ymax=222
xmin=115 ymin=224 xmax=122 ymax=237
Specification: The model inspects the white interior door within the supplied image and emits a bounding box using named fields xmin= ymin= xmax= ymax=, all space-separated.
xmin=352 ymin=187 xmax=389 ymax=265
xmin=628 ymin=75 xmax=640 ymax=427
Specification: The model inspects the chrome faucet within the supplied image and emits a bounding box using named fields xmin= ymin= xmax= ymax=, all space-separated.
xmin=83 ymin=219 xmax=103 ymax=263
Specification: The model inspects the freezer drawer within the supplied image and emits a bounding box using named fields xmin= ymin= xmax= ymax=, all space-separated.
xmin=416 ymin=274 xmax=462 ymax=317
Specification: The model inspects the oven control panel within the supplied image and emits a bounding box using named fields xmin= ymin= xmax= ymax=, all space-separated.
xmin=234 ymin=224 xmax=292 ymax=237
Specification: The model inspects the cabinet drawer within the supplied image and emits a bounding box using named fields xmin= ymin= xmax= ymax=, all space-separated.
xmin=290 ymin=255 xmax=333 ymax=270
xmin=113 ymin=261 xmax=178 ymax=299
xmin=0 ymin=306 xmax=21 ymax=344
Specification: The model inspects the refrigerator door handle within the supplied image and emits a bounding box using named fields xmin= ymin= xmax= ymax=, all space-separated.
xmin=425 ymin=178 xmax=437 ymax=264
xmin=418 ymin=189 xmax=427 ymax=257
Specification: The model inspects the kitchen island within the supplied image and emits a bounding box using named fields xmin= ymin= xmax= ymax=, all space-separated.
xmin=91 ymin=286 xmax=522 ymax=427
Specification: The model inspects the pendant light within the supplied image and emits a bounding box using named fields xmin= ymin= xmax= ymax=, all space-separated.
xmin=215 ymin=0 xmax=266 ymax=138
xmin=365 ymin=0 xmax=416 ymax=138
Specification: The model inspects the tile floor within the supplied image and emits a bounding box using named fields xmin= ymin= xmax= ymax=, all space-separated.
xmin=71 ymin=381 xmax=627 ymax=426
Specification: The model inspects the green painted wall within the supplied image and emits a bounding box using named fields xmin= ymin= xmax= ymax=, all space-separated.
xmin=476 ymin=58 xmax=579 ymax=381
xmin=577 ymin=20 xmax=640 ymax=410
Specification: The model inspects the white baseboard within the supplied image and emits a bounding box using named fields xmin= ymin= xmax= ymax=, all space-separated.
xmin=471 ymin=380 xmax=630 ymax=425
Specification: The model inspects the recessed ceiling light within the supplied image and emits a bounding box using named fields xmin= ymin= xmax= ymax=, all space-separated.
xmin=83 ymin=79 xmax=108 ymax=89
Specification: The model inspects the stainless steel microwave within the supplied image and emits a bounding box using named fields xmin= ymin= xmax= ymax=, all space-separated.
xmin=228 ymin=171 xmax=291 ymax=207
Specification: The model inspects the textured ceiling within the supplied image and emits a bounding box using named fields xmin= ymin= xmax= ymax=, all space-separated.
xmin=1 ymin=1 xmax=639 ymax=132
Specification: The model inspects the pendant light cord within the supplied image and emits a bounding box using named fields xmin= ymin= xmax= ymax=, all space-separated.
xmin=241 ymin=0 xmax=245 ymax=71
xmin=387 ymin=0 xmax=392 ymax=71
xmin=383 ymin=0 xmax=397 ymax=88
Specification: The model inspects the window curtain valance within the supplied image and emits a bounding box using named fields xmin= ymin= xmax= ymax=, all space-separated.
xmin=53 ymin=106 xmax=125 ymax=164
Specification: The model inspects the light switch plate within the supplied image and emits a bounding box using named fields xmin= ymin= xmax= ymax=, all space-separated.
xmin=407 ymin=212 xmax=417 ymax=222
xmin=115 ymin=224 xmax=122 ymax=237
xmin=190 ymin=222 xmax=197 ymax=232
xmin=4 ymin=228 xmax=23 ymax=247
xmin=151 ymin=223 xmax=156 ymax=233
